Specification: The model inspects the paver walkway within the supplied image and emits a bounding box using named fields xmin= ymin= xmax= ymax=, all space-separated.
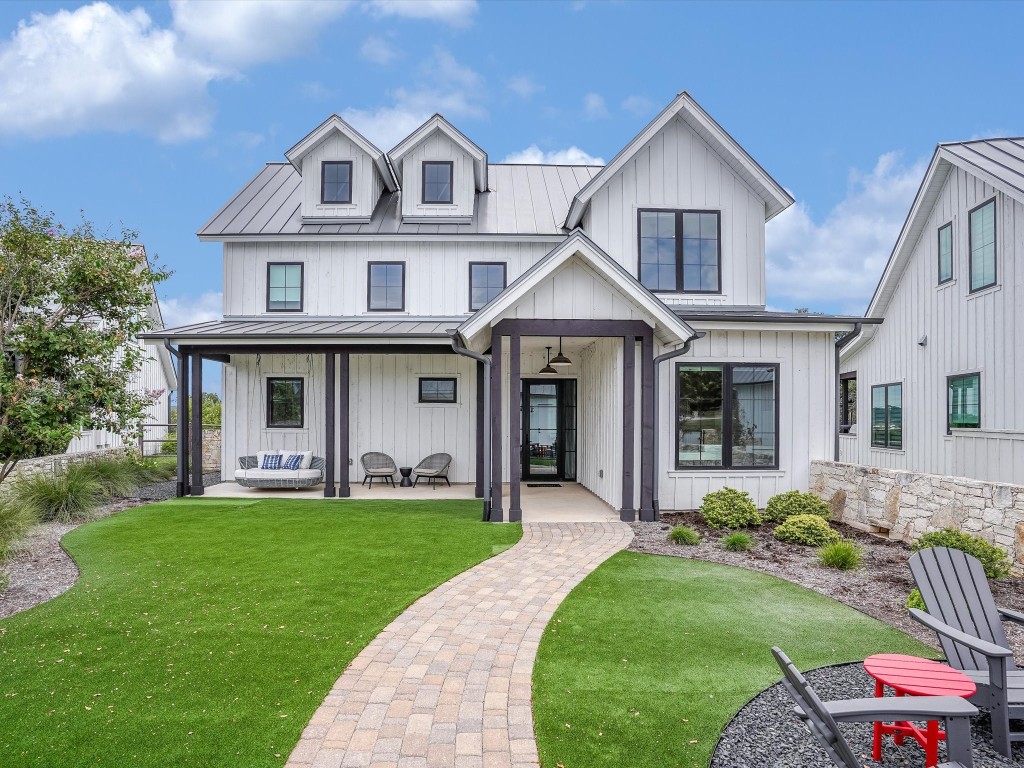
xmin=287 ymin=521 xmax=633 ymax=768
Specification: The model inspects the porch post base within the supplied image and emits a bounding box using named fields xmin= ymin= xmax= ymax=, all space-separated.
xmin=639 ymin=507 xmax=655 ymax=522
xmin=191 ymin=486 xmax=205 ymax=497
xmin=339 ymin=485 xmax=351 ymax=498
xmin=490 ymin=506 xmax=505 ymax=523
xmin=619 ymin=508 xmax=636 ymax=522
xmin=323 ymin=485 xmax=336 ymax=498
xmin=508 ymin=507 xmax=522 ymax=523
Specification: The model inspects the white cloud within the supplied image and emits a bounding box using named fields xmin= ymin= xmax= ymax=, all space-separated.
xmin=766 ymin=152 xmax=927 ymax=314
xmin=507 ymin=76 xmax=541 ymax=99
xmin=621 ymin=95 xmax=654 ymax=116
xmin=360 ymin=35 xmax=398 ymax=64
xmin=500 ymin=145 xmax=604 ymax=165
xmin=160 ymin=290 xmax=223 ymax=328
xmin=365 ymin=0 xmax=477 ymax=27
xmin=583 ymin=92 xmax=609 ymax=120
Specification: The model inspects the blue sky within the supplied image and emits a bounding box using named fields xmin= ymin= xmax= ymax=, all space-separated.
xmin=1 ymin=0 xmax=1023 ymax=332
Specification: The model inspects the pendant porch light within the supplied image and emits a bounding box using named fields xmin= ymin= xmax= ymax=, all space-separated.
xmin=538 ymin=346 xmax=558 ymax=376
xmin=549 ymin=336 xmax=572 ymax=367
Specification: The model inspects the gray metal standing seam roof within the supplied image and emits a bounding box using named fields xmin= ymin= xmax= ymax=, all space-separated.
xmin=199 ymin=163 xmax=603 ymax=238
xmin=939 ymin=138 xmax=1024 ymax=198
xmin=140 ymin=318 xmax=463 ymax=341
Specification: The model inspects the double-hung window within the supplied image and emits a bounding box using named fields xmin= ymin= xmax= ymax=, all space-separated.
xmin=321 ymin=161 xmax=352 ymax=204
xmin=947 ymin=373 xmax=980 ymax=432
xmin=267 ymin=378 xmax=304 ymax=428
xmin=267 ymin=263 xmax=303 ymax=311
xmin=367 ymin=262 xmax=405 ymax=311
xmin=422 ymin=161 xmax=453 ymax=204
xmin=937 ymin=222 xmax=953 ymax=284
xmin=639 ymin=209 xmax=720 ymax=293
xmin=969 ymin=199 xmax=997 ymax=292
xmin=676 ymin=363 xmax=778 ymax=469
xmin=468 ymin=262 xmax=506 ymax=311
xmin=870 ymin=383 xmax=903 ymax=449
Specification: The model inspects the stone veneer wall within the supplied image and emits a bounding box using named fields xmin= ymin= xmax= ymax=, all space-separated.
xmin=810 ymin=460 xmax=1024 ymax=573
xmin=4 ymin=447 xmax=130 ymax=483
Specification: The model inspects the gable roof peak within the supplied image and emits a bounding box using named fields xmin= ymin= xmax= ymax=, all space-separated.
xmin=388 ymin=114 xmax=488 ymax=192
xmin=284 ymin=114 xmax=398 ymax=192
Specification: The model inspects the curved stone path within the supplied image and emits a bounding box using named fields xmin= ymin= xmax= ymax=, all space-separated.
xmin=287 ymin=521 xmax=633 ymax=768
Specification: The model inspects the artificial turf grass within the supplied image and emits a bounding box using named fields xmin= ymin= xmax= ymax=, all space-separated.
xmin=532 ymin=551 xmax=933 ymax=768
xmin=0 ymin=498 xmax=520 ymax=768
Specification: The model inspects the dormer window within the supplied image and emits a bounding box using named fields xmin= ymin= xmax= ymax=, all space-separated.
xmin=422 ymin=161 xmax=453 ymax=204
xmin=321 ymin=161 xmax=352 ymax=204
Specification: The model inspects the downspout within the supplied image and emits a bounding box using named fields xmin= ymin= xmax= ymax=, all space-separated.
xmin=163 ymin=338 xmax=186 ymax=497
xmin=653 ymin=331 xmax=705 ymax=518
xmin=449 ymin=331 xmax=492 ymax=522
xmin=834 ymin=323 xmax=862 ymax=461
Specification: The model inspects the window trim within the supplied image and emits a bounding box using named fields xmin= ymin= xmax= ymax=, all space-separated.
xmin=266 ymin=262 xmax=304 ymax=313
xmin=418 ymin=376 xmax=458 ymax=404
xmin=870 ymin=382 xmax=903 ymax=450
xmin=674 ymin=362 xmax=780 ymax=471
xmin=320 ymin=160 xmax=353 ymax=205
xmin=967 ymin=197 xmax=997 ymax=293
xmin=946 ymin=372 xmax=981 ymax=434
xmin=937 ymin=221 xmax=953 ymax=285
xmin=637 ymin=208 xmax=722 ymax=295
xmin=266 ymin=377 xmax=305 ymax=429
xmin=422 ymin=160 xmax=454 ymax=205
xmin=366 ymin=261 xmax=406 ymax=312
xmin=467 ymin=261 xmax=507 ymax=311
xmin=839 ymin=371 xmax=856 ymax=433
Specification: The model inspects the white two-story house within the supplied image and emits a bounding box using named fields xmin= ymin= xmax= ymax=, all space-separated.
xmin=145 ymin=92 xmax=866 ymax=521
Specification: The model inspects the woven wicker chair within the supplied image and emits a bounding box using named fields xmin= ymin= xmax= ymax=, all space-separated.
xmin=413 ymin=453 xmax=452 ymax=488
xmin=360 ymin=452 xmax=398 ymax=487
xmin=236 ymin=455 xmax=325 ymax=489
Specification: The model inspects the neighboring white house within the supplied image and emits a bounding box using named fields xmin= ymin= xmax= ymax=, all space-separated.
xmin=839 ymin=139 xmax=1024 ymax=486
xmin=144 ymin=92 xmax=867 ymax=520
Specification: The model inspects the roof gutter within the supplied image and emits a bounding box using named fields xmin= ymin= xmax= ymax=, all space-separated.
xmin=448 ymin=331 xmax=493 ymax=522
xmin=834 ymin=323 xmax=862 ymax=461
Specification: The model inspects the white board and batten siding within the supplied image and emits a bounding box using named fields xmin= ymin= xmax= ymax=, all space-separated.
xmin=840 ymin=168 xmax=1024 ymax=486
xmin=400 ymin=132 xmax=475 ymax=220
xmin=583 ymin=115 xmax=768 ymax=308
xmin=299 ymin=132 xmax=383 ymax=220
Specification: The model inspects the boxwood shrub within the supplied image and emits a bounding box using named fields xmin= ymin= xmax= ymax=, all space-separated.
xmin=764 ymin=490 xmax=830 ymax=523
xmin=773 ymin=514 xmax=840 ymax=546
xmin=699 ymin=487 xmax=762 ymax=529
xmin=911 ymin=528 xmax=1011 ymax=579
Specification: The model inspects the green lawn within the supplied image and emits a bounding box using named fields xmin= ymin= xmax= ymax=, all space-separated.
xmin=533 ymin=551 xmax=933 ymax=768
xmin=0 ymin=498 xmax=519 ymax=768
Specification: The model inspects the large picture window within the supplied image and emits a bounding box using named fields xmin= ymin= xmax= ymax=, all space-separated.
xmin=937 ymin=222 xmax=953 ymax=284
xmin=947 ymin=373 xmax=980 ymax=432
xmin=468 ymin=262 xmax=506 ymax=310
xmin=639 ymin=209 xmax=720 ymax=293
xmin=267 ymin=263 xmax=303 ymax=311
xmin=267 ymin=378 xmax=304 ymax=428
xmin=367 ymin=262 xmax=405 ymax=311
xmin=321 ymin=161 xmax=352 ymax=204
xmin=676 ymin=363 xmax=778 ymax=470
xmin=839 ymin=372 xmax=857 ymax=433
xmin=969 ymin=199 xmax=996 ymax=292
xmin=870 ymin=383 xmax=903 ymax=449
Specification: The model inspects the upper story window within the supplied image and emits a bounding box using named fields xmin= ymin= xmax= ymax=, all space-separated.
xmin=367 ymin=262 xmax=405 ymax=312
xmin=321 ymin=161 xmax=352 ymax=204
xmin=870 ymin=383 xmax=903 ymax=449
xmin=968 ymin=199 xmax=996 ymax=292
xmin=422 ymin=161 xmax=453 ymax=204
xmin=469 ymin=262 xmax=506 ymax=311
xmin=638 ymin=209 xmax=720 ymax=293
xmin=839 ymin=373 xmax=857 ymax=433
xmin=947 ymin=373 xmax=980 ymax=432
xmin=267 ymin=263 xmax=303 ymax=312
xmin=267 ymin=378 xmax=304 ymax=428
xmin=937 ymin=222 xmax=953 ymax=284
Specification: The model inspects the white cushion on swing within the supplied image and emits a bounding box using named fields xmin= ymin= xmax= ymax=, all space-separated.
xmin=235 ymin=468 xmax=322 ymax=482
xmin=282 ymin=450 xmax=313 ymax=470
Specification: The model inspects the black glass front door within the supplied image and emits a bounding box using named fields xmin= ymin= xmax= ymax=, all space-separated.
xmin=522 ymin=380 xmax=576 ymax=481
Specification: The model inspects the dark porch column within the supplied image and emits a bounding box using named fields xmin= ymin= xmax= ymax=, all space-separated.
xmin=475 ymin=360 xmax=485 ymax=498
xmin=339 ymin=352 xmax=351 ymax=498
xmin=324 ymin=352 xmax=336 ymax=498
xmin=639 ymin=332 xmax=655 ymax=521
xmin=489 ymin=333 xmax=504 ymax=521
xmin=176 ymin=349 xmax=189 ymax=498
xmin=190 ymin=352 xmax=204 ymax=496
xmin=620 ymin=337 xmax=636 ymax=521
xmin=508 ymin=333 xmax=522 ymax=522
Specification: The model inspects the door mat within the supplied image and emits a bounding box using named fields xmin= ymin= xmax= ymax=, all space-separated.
xmin=527 ymin=483 xmax=562 ymax=488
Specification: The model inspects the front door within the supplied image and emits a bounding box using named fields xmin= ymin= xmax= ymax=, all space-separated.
xmin=522 ymin=380 xmax=577 ymax=481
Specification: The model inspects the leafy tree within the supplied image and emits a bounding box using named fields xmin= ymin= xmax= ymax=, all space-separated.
xmin=0 ymin=197 xmax=169 ymax=481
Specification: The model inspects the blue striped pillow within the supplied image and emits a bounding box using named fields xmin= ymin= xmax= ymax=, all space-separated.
xmin=282 ymin=453 xmax=303 ymax=471
xmin=261 ymin=453 xmax=283 ymax=470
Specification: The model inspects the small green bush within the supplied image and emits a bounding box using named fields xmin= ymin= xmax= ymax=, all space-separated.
xmin=911 ymin=528 xmax=1011 ymax=579
xmin=699 ymin=487 xmax=762 ymax=529
xmin=774 ymin=514 xmax=840 ymax=546
xmin=0 ymin=494 xmax=35 ymax=557
xmin=906 ymin=589 xmax=926 ymax=612
xmin=11 ymin=463 xmax=105 ymax=523
xmin=86 ymin=456 xmax=153 ymax=498
xmin=818 ymin=539 xmax=862 ymax=570
xmin=668 ymin=525 xmax=701 ymax=546
xmin=722 ymin=532 xmax=754 ymax=552
xmin=764 ymin=490 xmax=830 ymax=523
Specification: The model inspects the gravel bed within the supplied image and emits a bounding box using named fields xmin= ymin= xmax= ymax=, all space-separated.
xmin=630 ymin=514 xmax=1024 ymax=659
xmin=136 ymin=471 xmax=222 ymax=501
xmin=712 ymin=662 xmax=1024 ymax=767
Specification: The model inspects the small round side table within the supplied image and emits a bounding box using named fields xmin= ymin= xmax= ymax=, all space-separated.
xmin=399 ymin=467 xmax=413 ymax=487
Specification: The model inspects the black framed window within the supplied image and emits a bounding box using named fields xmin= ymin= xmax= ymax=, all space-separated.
xmin=947 ymin=373 xmax=980 ymax=432
xmin=676 ymin=363 xmax=778 ymax=470
xmin=321 ymin=161 xmax=352 ymax=204
xmin=639 ymin=209 xmax=720 ymax=293
xmin=367 ymin=262 xmax=405 ymax=311
xmin=418 ymin=377 xmax=457 ymax=403
xmin=267 ymin=378 xmax=304 ymax=428
xmin=870 ymin=383 xmax=903 ymax=449
xmin=469 ymin=262 xmax=506 ymax=310
xmin=267 ymin=263 xmax=303 ymax=311
xmin=840 ymin=372 xmax=857 ymax=433
xmin=422 ymin=161 xmax=453 ymax=204
xmin=938 ymin=222 xmax=953 ymax=284
xmin=968 ymin=199 xmax=996 ymax=292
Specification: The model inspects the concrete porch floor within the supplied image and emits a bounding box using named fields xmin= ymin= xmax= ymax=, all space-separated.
xmin=198 ymin=480 xmax=617 ymax=523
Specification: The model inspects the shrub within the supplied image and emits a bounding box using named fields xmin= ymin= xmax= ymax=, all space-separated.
xmin=86 ymin=456 xmax=153 ymax=498
xmin=906 ymin=589 xmax=926 ymax=612
xmin=668 ymin=525 xmax=701 ymax=546
xmin=911 ymin=528 xmax=1011 ymax=579
xmin=0 ymin=494 xmax=36 ymax=566
xmin=774 ymin=514 xmax=840 ymax=546
xmin=764 ymin=490 xmax=830 ymax=523
xmin=11 ymin=463 xmax=105 ymax=523
xmin=818 ymin=539 xmax=862 ymax=570
xmin=699 ymin=487 xmax=762 ymax=529
xmin=722 ymin=532 xmax=754 ymax=552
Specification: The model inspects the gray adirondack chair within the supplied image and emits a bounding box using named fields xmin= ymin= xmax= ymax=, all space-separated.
xmin=772 ymin=647 xmax=977 ymax=768
xmin=908 ymin=546 xmax=1024 ymax=757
